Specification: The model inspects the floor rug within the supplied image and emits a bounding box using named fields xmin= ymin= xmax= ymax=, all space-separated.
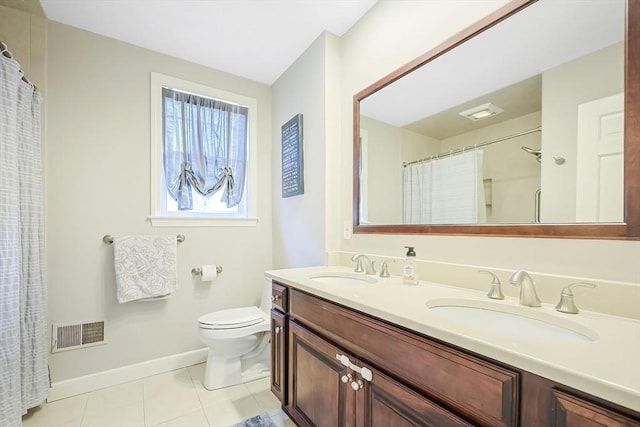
xmin=231 ymin=412 xmax=277 ymax=427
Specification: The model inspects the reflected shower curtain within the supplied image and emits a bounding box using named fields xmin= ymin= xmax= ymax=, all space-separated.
xmin=0 ymin=52 xmax=48 ymax=426
xmin=404 ymin=150 xmax=487 ymax=224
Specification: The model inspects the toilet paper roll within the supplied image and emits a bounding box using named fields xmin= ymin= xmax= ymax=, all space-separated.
xmin=200 ymin=265 xmax=219 ymax=282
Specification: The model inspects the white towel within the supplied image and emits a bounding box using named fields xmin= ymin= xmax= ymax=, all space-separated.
xmin=113 ymin=235 xmax=178 ymax=303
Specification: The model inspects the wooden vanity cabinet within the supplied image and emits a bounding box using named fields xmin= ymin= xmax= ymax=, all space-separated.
xmin=288 ymin=320 xmax=472 ymax=427
xmin=269 ymin=281 xmax=640 ymax=427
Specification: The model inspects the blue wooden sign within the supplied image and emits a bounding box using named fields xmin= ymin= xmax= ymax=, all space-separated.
xmin=281 ymin=114 xmax=304 ymax=198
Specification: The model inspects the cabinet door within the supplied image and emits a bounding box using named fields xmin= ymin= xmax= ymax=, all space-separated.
xmin=356 ymin=364 xmax=474 ymax=427
xmin=552 ymin=389 xmax=640 ymax=427
xmin=271 ymin=310 xmax=287 ymax=404
xmin=288 ymin=321 xmax=355 ymax=427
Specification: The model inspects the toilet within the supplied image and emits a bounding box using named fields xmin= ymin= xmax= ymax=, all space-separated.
xmin=197 ymin=280 xmax=271 ymax=390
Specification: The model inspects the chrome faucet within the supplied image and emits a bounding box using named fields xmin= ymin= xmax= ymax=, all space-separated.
xmin=351 ymin=253 xmax=376 ymax=275
xmin=509 ymin=270 xmax=541 ymax=307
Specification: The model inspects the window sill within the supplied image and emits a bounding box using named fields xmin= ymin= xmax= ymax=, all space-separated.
xmin=148 ymin=216 xmax=259 ymax=228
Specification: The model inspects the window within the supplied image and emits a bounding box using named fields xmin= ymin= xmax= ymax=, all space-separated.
xmin=150 ymin=73 xmax=258 ymax=227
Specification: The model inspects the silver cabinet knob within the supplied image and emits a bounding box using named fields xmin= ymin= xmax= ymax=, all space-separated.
xmin=351 ymin=379 xmax=364 ymax=391
xmin=274 ymin=326 xmax=281 ymax=334
xmin=341 ymin=374 xmax=352 ymax=384
xmin=270 ymin=295 xmax=279 ymax=302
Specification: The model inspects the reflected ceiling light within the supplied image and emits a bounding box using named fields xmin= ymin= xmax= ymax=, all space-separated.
xmin=459 ymin=103 xmax=504 ymax=121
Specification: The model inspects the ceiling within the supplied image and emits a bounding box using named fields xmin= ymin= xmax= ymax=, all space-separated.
xmin=38 ymin=0 xmax=377 ymax=84
xmin=1 ymin=0 xmax=45 ymax=16
xmin=360 ymin=0 xmax=624 ymax=138
xmin=404 ymin=76 xmax=541 ymax=140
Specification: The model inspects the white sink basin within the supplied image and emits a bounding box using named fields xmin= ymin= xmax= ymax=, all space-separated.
xmin=309 ymin=272 xmax=378 ymax=286
xmin=426 ymin=298 xmax=598 ymax=342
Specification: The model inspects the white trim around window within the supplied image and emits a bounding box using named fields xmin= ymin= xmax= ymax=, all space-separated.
xmin=149 ymin=72 xmax=259 ymax=227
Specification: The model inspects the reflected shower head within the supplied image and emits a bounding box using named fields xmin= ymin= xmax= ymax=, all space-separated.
xmin=522 ymin=146 xmax=542 ymax=163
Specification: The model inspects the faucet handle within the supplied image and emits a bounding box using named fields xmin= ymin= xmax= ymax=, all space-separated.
xmin=379 ymin=260 xmax=395 ymax=278
xmin=478 ymin=270 xmax=504 ymax=300
xmin=555 ymin=282 xmax=595 ymax=314
xmin=562 ymin=282 xmax=596 ymax=295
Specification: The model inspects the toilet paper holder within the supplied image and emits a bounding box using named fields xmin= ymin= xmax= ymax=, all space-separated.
xmin=192 ymin=266 xmax=223 ymax=276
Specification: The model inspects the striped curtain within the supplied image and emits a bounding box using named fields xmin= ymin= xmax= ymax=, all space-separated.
xmin=0 ymin=49 xmax=48 ymax=426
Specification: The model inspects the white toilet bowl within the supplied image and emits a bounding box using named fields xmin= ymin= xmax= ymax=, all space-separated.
xmin=197 ymin=282 xmax=271 ymax=390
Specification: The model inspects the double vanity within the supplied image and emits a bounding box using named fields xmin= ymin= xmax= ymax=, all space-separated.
xmin=266 ymin=265 xmax=640 ymax=426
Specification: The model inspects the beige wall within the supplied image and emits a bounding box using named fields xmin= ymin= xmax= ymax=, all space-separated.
xmin=0 ymin=4 xmax=46 ymax=91
xmin=336 ymin=0 xmax=639 ymax=285
xmin=46 ymin=21 xmax=273 ymax=381
xmin=541 ymin=42 xmax=624 ymax=222
xmin=271 ymin=32 xmax=340 ymax=269
xmin=360 ymin=116 xmax=440 ymax=224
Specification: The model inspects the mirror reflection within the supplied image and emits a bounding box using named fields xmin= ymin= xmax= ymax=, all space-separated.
xmin=358 ymin=0 xmax=625 ymax=225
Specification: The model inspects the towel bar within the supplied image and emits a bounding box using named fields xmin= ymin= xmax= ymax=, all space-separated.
xmin=192 ymin=266 xmax=223 ymax=276
xmin=103 ymin=234 xmax=185 ymax=244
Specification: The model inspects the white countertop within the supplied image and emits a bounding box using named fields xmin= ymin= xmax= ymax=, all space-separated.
xmin=265 ymin=266 xmax=640 ymax=412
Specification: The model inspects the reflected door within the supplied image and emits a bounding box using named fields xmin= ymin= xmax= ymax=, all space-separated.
xmin=576 ymin=93 xmax=624 ymax=222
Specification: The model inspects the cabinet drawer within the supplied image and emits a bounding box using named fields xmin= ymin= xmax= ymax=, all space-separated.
xmin=290 ymin=289 xmax=519 ymax=427
xmin=271 ymin=282 xmax=288 ymax=313
xmin=552 ymin=389 xmax=640 ymax=427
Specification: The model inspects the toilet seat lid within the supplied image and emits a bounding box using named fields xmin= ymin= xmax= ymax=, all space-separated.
xmin=198 ymin=306 xmax=266 ymax=329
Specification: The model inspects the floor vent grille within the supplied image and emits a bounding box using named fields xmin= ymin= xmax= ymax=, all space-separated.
xmin=52 ymin=321 xmax=105 ymax=353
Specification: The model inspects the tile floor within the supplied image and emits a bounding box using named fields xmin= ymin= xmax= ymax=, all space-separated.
xmin=22 ymin=363 xmax=296 ymax=427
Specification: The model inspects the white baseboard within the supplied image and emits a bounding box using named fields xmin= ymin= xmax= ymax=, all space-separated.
xmin=47 ymin=348 xmax=208 ymax=402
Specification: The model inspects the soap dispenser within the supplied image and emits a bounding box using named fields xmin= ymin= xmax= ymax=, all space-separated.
xmin=402 ymin=246 xmax=418 ymax=285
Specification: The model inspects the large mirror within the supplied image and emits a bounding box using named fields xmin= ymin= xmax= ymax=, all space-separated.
xmin=354 ymin=0 xmax=639 ymax=238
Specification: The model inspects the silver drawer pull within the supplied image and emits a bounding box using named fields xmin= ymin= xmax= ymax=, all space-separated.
xmin=359 ymin=366 xmax=373 ymax=382
xmin=271 ymin=295 xmax=280 ymax=302
xmin=336 ymin=354 xmax=350 ymax=367
xmin=335 ymin=354 xmax=373 ymax=382
xmin=274 ymin=326 xmax=281 ymax=334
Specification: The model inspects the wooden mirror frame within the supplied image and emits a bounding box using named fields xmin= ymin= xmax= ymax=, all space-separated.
xmin=353 ymin=0 xmax=639 ymax=239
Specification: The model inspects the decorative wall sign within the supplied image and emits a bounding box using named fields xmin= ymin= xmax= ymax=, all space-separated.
xmin=281 ymin=114 xmax=304 ymax=198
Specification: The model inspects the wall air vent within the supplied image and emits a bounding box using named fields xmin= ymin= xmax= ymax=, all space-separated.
xmin=51 ymin=321 xmax=106 ymax=353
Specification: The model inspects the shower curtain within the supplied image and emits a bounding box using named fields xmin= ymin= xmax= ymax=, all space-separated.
xmin=0 ymin=50 xmax=48 ymax=426
xmin=404 ymin=150 xmax=487 ymax=224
